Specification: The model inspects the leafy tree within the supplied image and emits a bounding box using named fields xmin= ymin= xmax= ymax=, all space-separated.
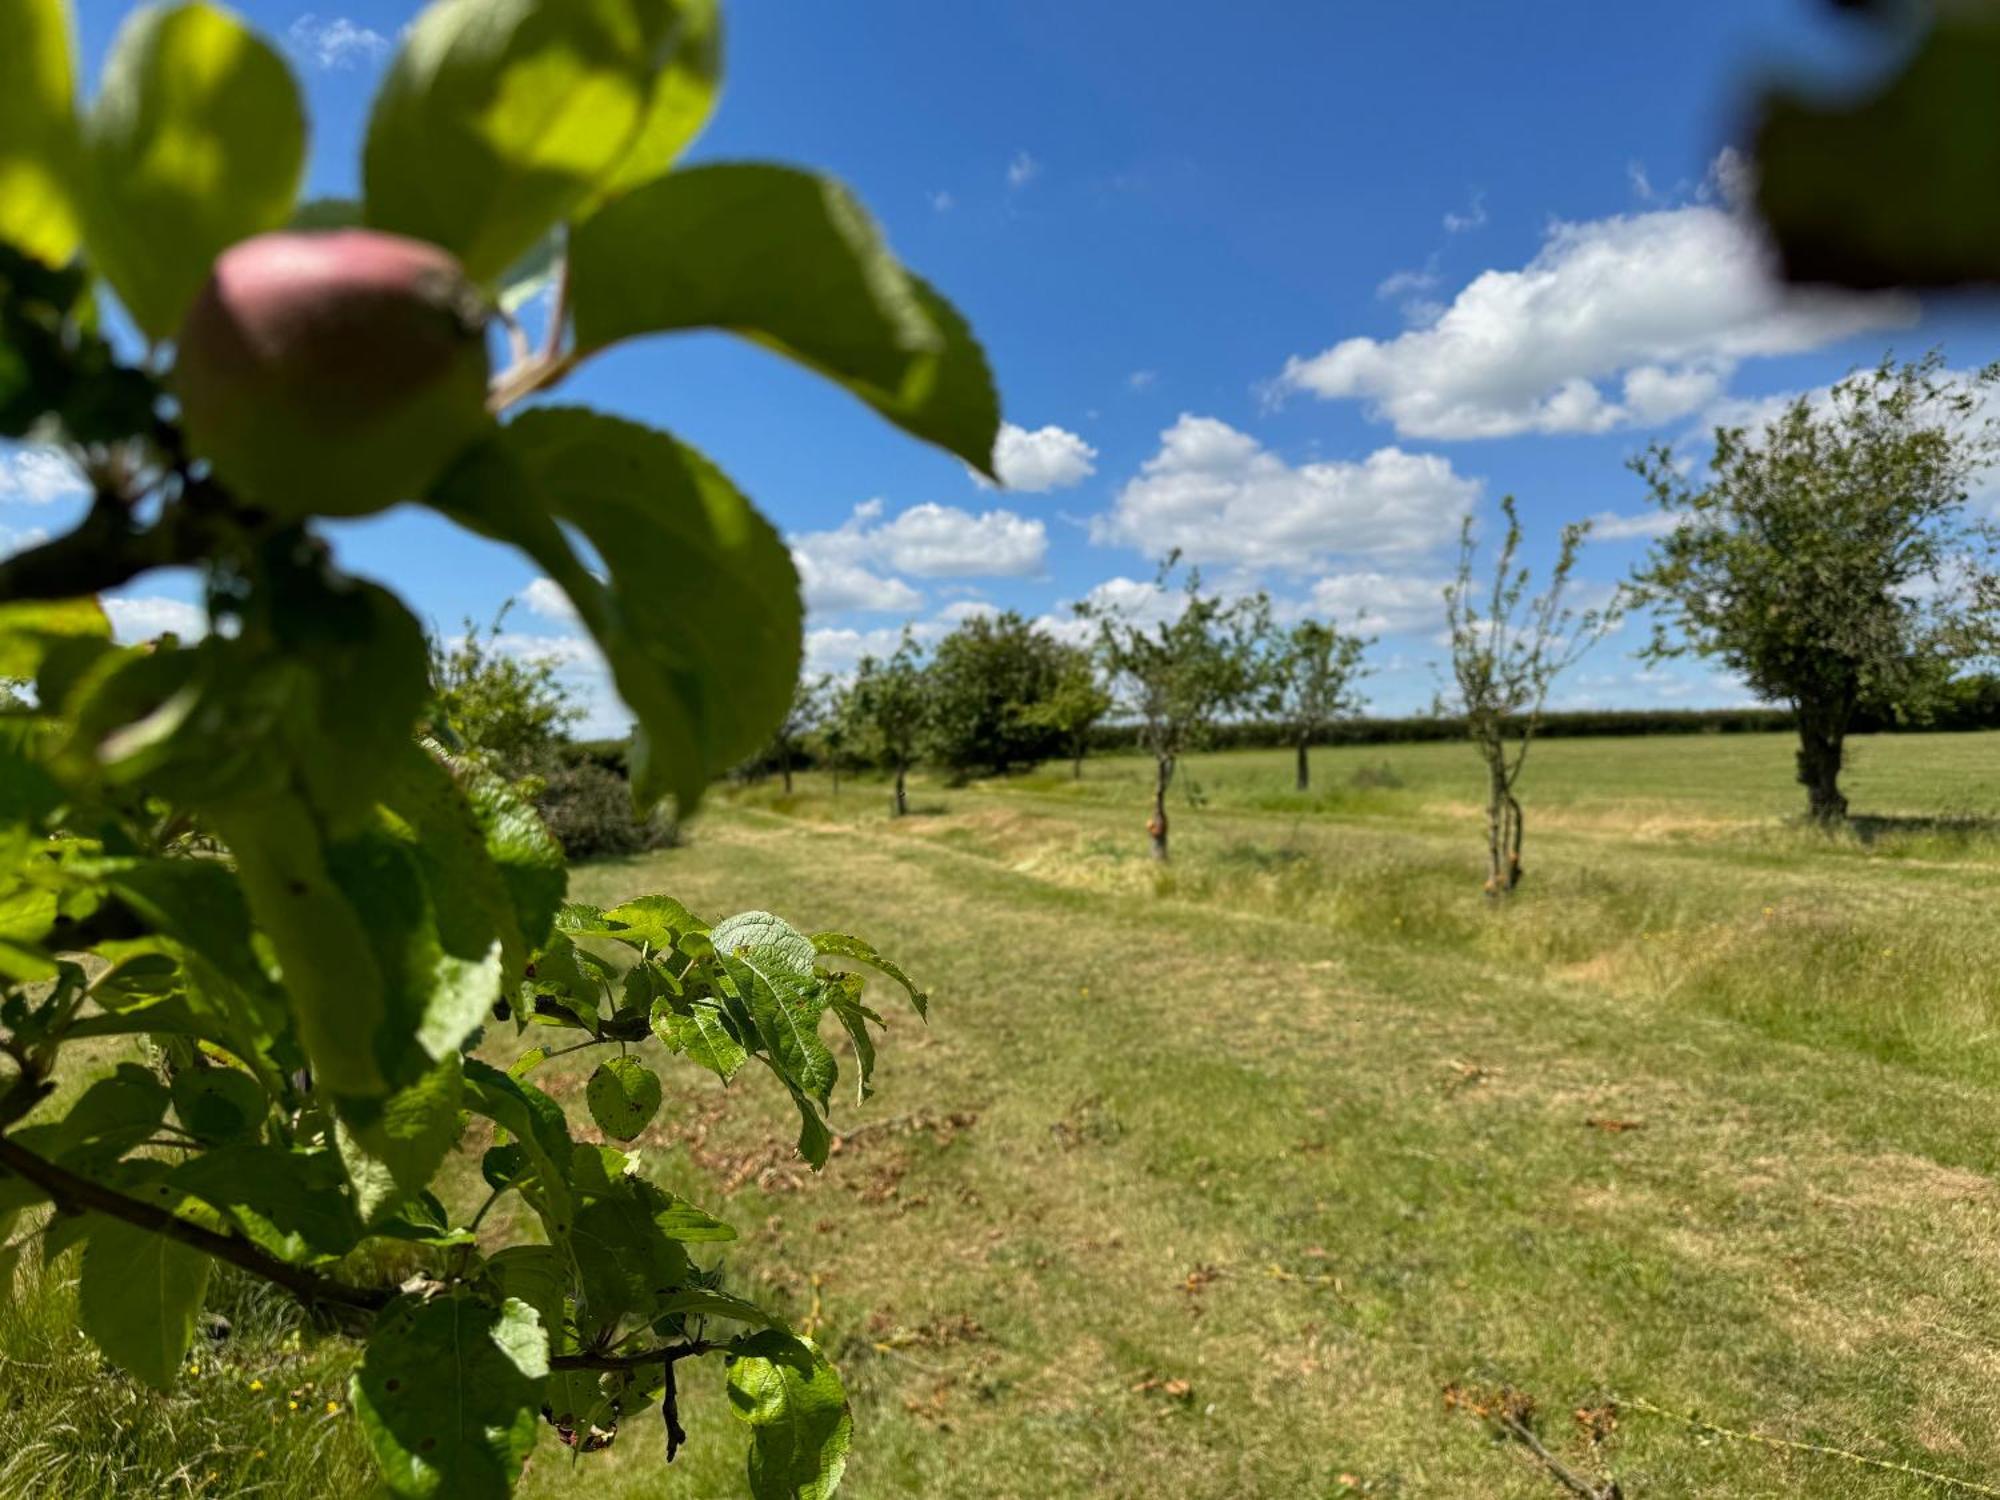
xmin=847 ymin=630 xmax=928 ymax=817
xmin=0 ymin=2 xmax=997 ymax=1496
xmin=1078 ymin=556 xmax=1270 ymax=861
xmin=1443 ymin=499 xmax=1609 ymax=895
xmin=924 ymin=610 xmax=1075 ymax=778
xmin=430 ymin=606 xmax=583 ymax=776
xmin=1629 ymin=354 xmax=2000 ymax=824
xmin=1019 ymin=646 xmax=1113 ymax=780
xmin=814 ymin=687 xmax=855 ymax=798
xmin=1269 ymin=618 xmax=1370 ymax=791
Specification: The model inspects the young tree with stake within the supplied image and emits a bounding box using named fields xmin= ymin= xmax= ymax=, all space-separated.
xmin=1444 ymin=499 xmax=1610 ymax=896
xmin=848 ymin=630 xmax=930 ymax=817
xmin=766 ymin=673 xmax=829 ymax=794
xmin=1629 ymin=354 xmax=2000 ymax=824
xmin=1270 ymin=618 xmax=1370 ymax=791
xmin=1078 ymin=556 xmax=1269 ymax=861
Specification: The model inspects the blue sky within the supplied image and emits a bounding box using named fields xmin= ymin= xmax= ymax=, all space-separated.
xmin=8 ymin=0 xmax=2000 ymax=733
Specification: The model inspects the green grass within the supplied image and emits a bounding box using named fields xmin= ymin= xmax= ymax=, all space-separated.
xmin=13 ymin=730 xmax=2000 ymax=1496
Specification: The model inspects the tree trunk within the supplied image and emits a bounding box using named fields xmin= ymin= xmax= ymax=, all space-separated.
xmin=1072 ymin=735 xmax=1085 ymax=780
xmin=1484 ymin=759 xmax=1522 ymax=896
xmin=1295 ymin=738 xmax=1310 ymax=792
xmin=1796 ymin=714 xmax=1848 ymax=824
xmin=781 ymin=746 xmax=793 ymax=795
xmin=1149 ymin=754 xmax=1174 ymax=861
xmin=893 ymin=762 xmax=908 ymax=818
xmin=831 ymin=760 xmax=841 ymax=797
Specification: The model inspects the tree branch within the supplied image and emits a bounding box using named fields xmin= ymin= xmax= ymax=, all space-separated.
xmin=548 ymin=1340 xmax=719 ymax=1374
xmin=0 ymin=1133 xmax=395 ymax=1315
xmin=0 ymin=497 xmax=206 ymax=602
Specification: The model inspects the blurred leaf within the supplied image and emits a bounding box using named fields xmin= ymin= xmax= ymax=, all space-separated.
xmin=78 ymin=1213 xmax=212 ymax=1390
xmin=725 ymin=1330 xmax=852 ymax=1500
xmin=1754 ymin=15 xmax=2000 ymax=287
xmin=172 ymin=1144 xmax=362 ymax=1261
xmin=351 ymin=1291 xmax=548 ymax=1499
xmin=334 ymin=1053 xmax=465 ymax=1224
xmin=0 ymin=0 xmax=83 ymax=265
xmin=464 ymin=1058 xmax=577 ymax=1243
xmin=578 ymin=0 xmax=721 ymax=212
xmin=430 ymin=410 xmax=802 ymax=810
xmin=0 ymin=597 xmax=108 ymax=680
xmin=570 ymin=164 xmax=1000 ymax=473
xmin=363 ymin=0 xmax=682 ymax=284
xmin=585 ymin=1055 xmax=660 ymax=1141
xmin=80 ymin=1 xmax=305 ymax=339
xmin=570 ymin=1170 xmax=689 ymax=1329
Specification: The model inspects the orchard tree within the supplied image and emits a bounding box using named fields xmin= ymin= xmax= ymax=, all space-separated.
xmin=1020 ymin=645 xmax=1112 ymax=780
xmin=1629 ymin=354 xmax=2000 ymax=824
xmin=1270 ymin=618 xmax=1370 ymax=791
xmin=0 ymin=1 xmax=996 ymax=1496
xmin=765 ymin=673 xmax=829 ymax=794
xmin=1444 ymin=499 xmax=1610 ymax=896
xmin=848 ymin=630 xmax=929 ymax=817
xmin=1079 ymin=556 xmax=1270 ymax=861
xmin=430 ymin=606 xmax=583 ymax=777
xmin=924 ymin=609 xmax=1071 ymax=778
xmin=815 ymin=689 xmax=854 ymax=798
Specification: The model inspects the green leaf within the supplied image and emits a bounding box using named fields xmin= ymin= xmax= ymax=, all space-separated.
xmin=0 ymin=597 xmax=109 ymax=680
xmin=651 ymin=996 xmax=748 ymax=1082
xmin=429 ymin=410 xmax=802 ymax=810
xmin=811 ymin=930 xmax=928 ymax=1020
xmin=172 ymin=1144 xmax=362 ymax=1261
xmin=80 ymin=1 xmax=305 ymax=339
xmin=78 ymin=1214 xmax=212 ymax=1390
xmin=352 ymin=1291 xmax=549 ymax=1499
xmin=577 ymin=0 xmax=721 ymax=212
xmin=362 ymin=0 xmax=686 ymax=284
xmin=654 ymin=1286 xmax=772 ymax=1326
xmin=484 ymin=1244 xmax=566 ymax=1344
xmin=725 ymin=1331 xmax=852 ymax=1500
xmin=570 ymin=163 xmax=1000 ymax=473
xmin=168 ymin=1066 xmax=264 ymax=1144
xmin=585 ymin=1055 xmax=661 ymax=1141
xmin=712 ymin=911 xmax=837 ymax=1109
xmin=1755 ymin=15 xmax=2000 ymax=289
xmin=570 ymin=1172 xmax=690 ymax=1330
xmin=334 ymin=1054 xmax=466 ymax=1224
xmin=463 ymin=1058 xmax=576 ymax=1244
xmin=822 ymin=973 xmax=879 ymax=1105
xmin=647 ymin=1193 xmax=735 ymax=1243
xmin=597 ymin=894 xmax=707 ymax=951
xmin=0 ymin=0 xmax=82 ymax=265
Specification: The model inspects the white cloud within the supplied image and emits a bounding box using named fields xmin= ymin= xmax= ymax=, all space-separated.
xmin=792 ymin=546 xmax=923 ymax=614
xmin=929 ymin=189 xmax=955 ymax=213
xmin=104 ymin=596 xmax=206 ymax=642
xmin=935 ymin=600 xmax=998 ymax=625
xmin=1443 ymin=190 xmax=1488 ymax=234
xmin=1278 ymin=187 xmax=1917 ymax=440
xmin=518 ymin=577 xmax=578 ymax=623
xmin=991 ymin=423 xmax=1097 ymax=492
xmin=1007 ymin=150 xmax=1041 ymax=189
xmin=1583 ymin=508 xmax=1681 ymax=542
xmin=1093 ymin=414 xmax=1480 ymax=569
xmin=0 ymin=521 xmax=48 ymax=560
xmin=286 ymin=14 xmax=391 ymax=69
xmin=0 ymin=446 xmax=85 ymax=505
xmin=1127 ymin=370 xmax=1158 ymax=392
xmin=1303 ymin=571 xmax=1450 ymax=635
xmin=1627 ymin=160 xmax=1656 ymax=203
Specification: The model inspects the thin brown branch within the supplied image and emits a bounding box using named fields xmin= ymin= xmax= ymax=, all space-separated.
xmin=548 ymin=1340 xmax=719 ymax=1374
xmin=0 ymin=1133 xmax=394 ymax=1314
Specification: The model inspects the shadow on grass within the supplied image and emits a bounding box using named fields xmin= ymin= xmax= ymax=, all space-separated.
xmin=1845 ymin=812 xmax=2000 ymax=846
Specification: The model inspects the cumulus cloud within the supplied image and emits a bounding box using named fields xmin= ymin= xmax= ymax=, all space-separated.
xmin=1007 ymin=150 xmax=1041 ymax=189
xmin=793 ymin=499 xmax=1047 ymax=605
xmin=287 ymin=14 xmax=391 ymax=69
xmin=990 ymin=423 xmax=1097 ymax=492
xmin=518 ymin=577 xmax=578 ymax=623
xmin=104 ymin=596 xmax=206 ymax=641
xmin=1278 ymin=187 xmax=1916 ymax=440
xmin=1302 ymin=571 xmax=1451 ymax=635
xmin=1093 ymin=414 xmax=1480 ymax=569
xmin=0 ymin=446 xmax=85 ymax=505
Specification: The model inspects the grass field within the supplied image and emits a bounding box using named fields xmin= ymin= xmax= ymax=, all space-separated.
xmin=11 ymin=730 xmax=2000 ymax=1497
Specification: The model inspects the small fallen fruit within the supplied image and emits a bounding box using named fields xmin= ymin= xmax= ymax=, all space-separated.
xmin=175 ymin=230 xmax=491 ymax=517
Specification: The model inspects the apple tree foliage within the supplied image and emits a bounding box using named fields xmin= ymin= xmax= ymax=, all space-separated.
xmin=0 ymin=0 xmax=994 ymax=1495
